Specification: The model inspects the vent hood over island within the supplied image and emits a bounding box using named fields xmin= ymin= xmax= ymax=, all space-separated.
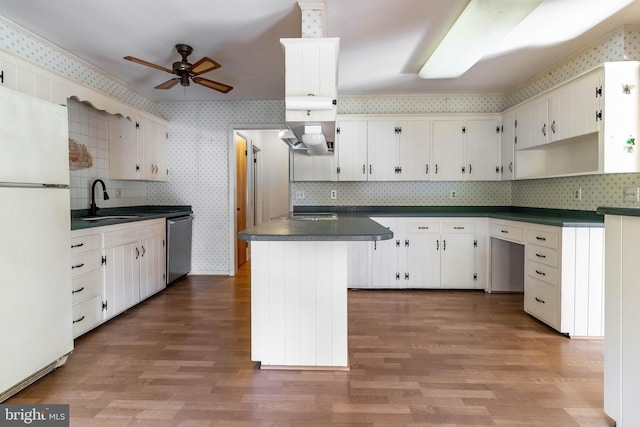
xmin=280 ymin=36 xmax=339 ymax=156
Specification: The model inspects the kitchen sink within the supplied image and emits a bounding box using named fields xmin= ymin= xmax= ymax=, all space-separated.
xmin=290 ymin=213 xmax=338 ymax=221
xmin=81 ymin=215 xmax=140 ymax=221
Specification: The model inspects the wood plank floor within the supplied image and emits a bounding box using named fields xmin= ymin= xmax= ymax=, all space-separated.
xmin=7 ymin=263 xmax=614 ymax=426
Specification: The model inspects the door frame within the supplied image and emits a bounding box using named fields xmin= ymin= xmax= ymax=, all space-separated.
xmin=227 ymin=123 xmax=288 ymax=276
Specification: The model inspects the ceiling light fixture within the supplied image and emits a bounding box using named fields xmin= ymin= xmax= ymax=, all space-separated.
xmin=418 ymin=0 xmax=543 ymax=79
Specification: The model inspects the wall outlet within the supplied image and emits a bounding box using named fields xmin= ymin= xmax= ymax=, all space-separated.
xmin=450 ymin=191 xmax=457 ymax=199
xmin=295 ymin=190 xmax=305 ymax=200
xmin=114 ymin=188 xmax=122 ymax=198
xmin=330 ymin=190 xmax=337 ymax=200
xmin=573 ymin=188 xmax=582 ymax=201
xmin=623 ymin=187 xmax=639 ymax=202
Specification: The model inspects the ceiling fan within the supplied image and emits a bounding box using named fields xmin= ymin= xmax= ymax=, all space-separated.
xmin=124 ymin=43 xmax=233 ymax=93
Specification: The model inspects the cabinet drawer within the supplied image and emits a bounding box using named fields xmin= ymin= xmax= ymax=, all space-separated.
xmin=71 ymin=250 xmax=102 ymax=278
xmin=405 ymin=221 xmax=440 ymax=234
xmin=72 ymin=295 xmax=103 ymax=338
xmin=103 ymin=219 xmax=165 ymax=248
xmin=71 ymin=270 xmax=102 ymax=305
xmin=490 ymin=223 xmax=522 ymax=242
xmin=524 ymin=278 xmax=558 ymax=328
xmin=526 ymin=228 xmax=558 ymax=249
xmin=526 ymin=244 xmax=558 ymax=267
xmin=526 ymin=260 xmax=558 ymax=286
xmin=70 ymin=233 xmax=101 ymax=256
xmin=441 ymin=222 xmax=476 ymax=234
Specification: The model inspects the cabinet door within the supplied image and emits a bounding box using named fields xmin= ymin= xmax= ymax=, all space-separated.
xmin=549 ymin=87 xmax=572 ymax=142
xmin=291 ymin=151 xmax=337 ymax=181
xmin=139 ymin=116 xmax=168 ymax=181
xmin=370 ymin=219 xmax=401 ymax=288
xmin=528 ymin=98 xmax=549 ymax=148
xmin=398 ymin=120 xmax=431 ymax=181
xmin=514 ymin=106 xmax=531 ymax=150
xmin=367 ymin=121 xmax=398 ymax=181
xmin=571 ymin=71 xmax=601 ymax=138
xmin=465 ymin=118 xmax=500 ymax=181
xmin=336 ymin=121 xmax=368 ymax=181
xmin=139 ymin=235 xmax=166 ymax=300
xmin=405 ymin=234 xmax=440 ymax=288
xmin=109 ymin=115 xmax=139 ymax=180
xmin=440 ymin=234 xmax=476 ymax=288
xmin=0 ymin=55 xmax=18 ymax=91
xmin=103 ymin=243 xmax=140 ymax=319
xmin=501 ymin=110 xmax=515 ymax=180
xmin=432 ymin=120 xmax=464 ymax=181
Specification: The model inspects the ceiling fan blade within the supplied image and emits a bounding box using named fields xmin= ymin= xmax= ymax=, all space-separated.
xmin=124 ymin=56 xmax=175 ymax=74
xmin=190 ymin=57 xmax=221 ymax=75
xmin=155 ymin=78 xmax=180 ymax=89
xmin=193 ymin=77 xmax=233 ymax=93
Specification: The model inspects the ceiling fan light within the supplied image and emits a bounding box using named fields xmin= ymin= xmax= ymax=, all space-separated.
xmin=180 ymin=73 xmax=190 ymax=86
xmin=418 ymin=0 xmax=543 ymax=79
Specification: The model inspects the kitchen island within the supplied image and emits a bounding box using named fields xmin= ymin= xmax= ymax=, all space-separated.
xmin=238 ymin=214 xmax=392 ymax=369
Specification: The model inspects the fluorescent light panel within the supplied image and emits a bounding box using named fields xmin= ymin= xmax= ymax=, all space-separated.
xmin=419 ymin=0 xmax=543 ymax=79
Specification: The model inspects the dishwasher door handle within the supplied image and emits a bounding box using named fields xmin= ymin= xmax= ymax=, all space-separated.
xmin=168 ymin=215 xmax=193 ymax=225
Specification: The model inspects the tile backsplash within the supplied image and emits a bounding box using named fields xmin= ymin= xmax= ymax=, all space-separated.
xmin=68 ymin=98 xmax=148 ymax=210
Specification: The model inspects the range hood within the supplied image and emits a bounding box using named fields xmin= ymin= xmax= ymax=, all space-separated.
xmin=280 ymin=122 xmax=335 ymax=155
xmin=281 ymin=35 xmax=339 ymax=156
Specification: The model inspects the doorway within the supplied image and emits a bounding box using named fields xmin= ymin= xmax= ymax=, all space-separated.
xmin=235 ymin=134 xmax=248 ymax=268
xmin=231 ymin=126 xmax=291 ymax=274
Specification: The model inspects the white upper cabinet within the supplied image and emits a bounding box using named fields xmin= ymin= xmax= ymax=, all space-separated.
xmin=281 ymin=38 xmax=339 ymax=123
xmin=0 ymin=50 xmax=65 ymax=105
xmin=291 ymin=151 xmax=337 ymax=181
xmin=511 ymin=62 xmax=640 ymax=179
xmin=464 ymin=118 xmax=501 ymax=181
xmin=432 ymin=119 xmax=465 ymax=181
xmin=397 ymin=120 xmax=431 ymax=181
xmin=500 ymin=110 xmax=515 ymax=180
xmin=336 ymin=120 xmax=368 ymax=181
xmin=367 ymin=120 xmax=398 ymax=181
xmin=109 ymin=113 xmax=168 ymax=181
xmin=432 ymin=116 xmax=500 ymax=181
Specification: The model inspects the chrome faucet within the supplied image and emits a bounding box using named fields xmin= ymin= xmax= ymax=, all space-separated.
xmin=89 ymin=179 xmax=109 ymax=216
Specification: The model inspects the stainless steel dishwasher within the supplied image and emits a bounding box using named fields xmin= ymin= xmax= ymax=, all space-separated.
xmin=166 ymin=215 xmax=193 ymax=284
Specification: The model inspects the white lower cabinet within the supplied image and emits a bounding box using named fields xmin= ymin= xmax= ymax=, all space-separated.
xmin=70 ymin=230 xmax=104 ymax=338
xmin=490 ymin=219 xmax=604 ymax=337
xmin=102 ymin=219 xmax=166 ymax=320
xmin=352 ymin=217 xmax=485 ymax=290
xmin=70 ymin=219 xmax=167 ymax=337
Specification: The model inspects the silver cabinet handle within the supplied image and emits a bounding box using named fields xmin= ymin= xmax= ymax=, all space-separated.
xmin=141 ymin=245 xmax=146 ymax=257
xmin=542 ymin=123 xmax=547 ymax=136
xmin=362 ymin=164 xmax=366 ymax=174
xmin=509 ymin=162 xmax=513 ymax=172
xmin=135 ymin=247 xmax=140 ymax=259
xmin=551 ymin=120 xmax=556 ymax=134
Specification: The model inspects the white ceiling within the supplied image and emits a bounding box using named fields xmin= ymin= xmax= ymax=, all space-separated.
xmin=0 ymin=0 xmax=639 ymax=102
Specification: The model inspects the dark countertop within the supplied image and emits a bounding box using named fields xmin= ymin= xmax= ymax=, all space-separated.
xmin=292 ymin=206 xmax=605 ymax=228
xmin=238 ymin=214 xmax=394 ymax=241
xmin=596 ymin=206 xmax=640 ymax=217
xmin=71 ymin=205 xmax=192 ymax=230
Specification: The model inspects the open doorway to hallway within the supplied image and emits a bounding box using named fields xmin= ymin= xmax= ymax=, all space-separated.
xmin=233 ymin=128 xmax=290 ymax=270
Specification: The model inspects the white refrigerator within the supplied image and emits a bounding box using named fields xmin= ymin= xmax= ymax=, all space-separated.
xmin=0 ymin=86 xmax=74 ymax=401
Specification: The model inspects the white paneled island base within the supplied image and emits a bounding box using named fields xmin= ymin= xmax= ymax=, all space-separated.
xmin=251 ymin=241 xmax=349 ymax=369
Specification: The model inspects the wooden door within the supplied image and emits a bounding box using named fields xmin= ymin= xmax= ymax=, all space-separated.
xmin=236 ymin=134 xmax=248 ymax=268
